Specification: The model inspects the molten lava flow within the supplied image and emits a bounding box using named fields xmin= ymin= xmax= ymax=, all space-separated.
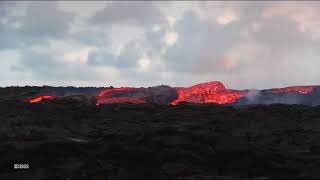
xmin=96 ymin=87 xmax=144 ymax=105
xmin=271 ymin=86 xmax=318 ymax=94
xmin=27 ymin=95 xmax=58 ymax=103
xmin=170 ymin=81 xmax=247 ymax=105
xmin=96 ymin=87 xmax=137 ymax=98
xmin=96 ymin=97 xmax=146 ymax=105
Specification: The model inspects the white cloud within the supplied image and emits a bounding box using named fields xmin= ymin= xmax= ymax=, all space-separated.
xmin=63 ymin=47 xmax=98 ymax=63
xmin=216 ymin=10 xmax=238 ymax=25
xmin=137 ymin=53 xmax=151 ymax=70
xmin=166 ymin=16 xmax=177 ymax=27
xmin=162 ymin=31 xmax=178 ymax=46
xmin=152 ymin=24 xmax=162 ymax=32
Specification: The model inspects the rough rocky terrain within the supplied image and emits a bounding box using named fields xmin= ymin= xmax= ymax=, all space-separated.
xmin=1 ymin=97 xmax=320 ymax=179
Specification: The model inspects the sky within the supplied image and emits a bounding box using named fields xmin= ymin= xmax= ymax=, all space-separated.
xmin=1 ymin=1 xmax=320 ymax=89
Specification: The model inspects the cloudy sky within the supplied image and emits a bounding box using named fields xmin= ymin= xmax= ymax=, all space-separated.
xmin=1 ymin=1 xmax=320 ymax=89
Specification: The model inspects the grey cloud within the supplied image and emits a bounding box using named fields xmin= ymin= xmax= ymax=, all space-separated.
xmin=0 ymin=24 xmax=21 ymax=50
xmin=90 ymin=1 xmax=165 ymax=27
xmin=0 ymin=1 xmax=15 ymax=16
xmin=19 ymin=49 xmax=107 ymax=82
xmin=18 ymin=2 xmax=74 ymax=38
xmin=19 ymin=49 xmax=65 ymax=80
xmin=164 ymin=11 xmax=241 ymax=74
xmin=0 ymin=24 xmax=51 ymax=50
xmin=0 ymin=2 xmax=75 ymax=50
xmin=75 ymin=30 xmax=109 ymax=47
xmin=0 ymin=2 xmax=22 ymax=49
xmin=226 ymin=2 xmax=270 ymax=23
xmin=145 ymin=28 xmax=167 ymax=52
xmin=87 ymin=41 xmax=141 ymax=68
xmin=252 ymin=16 xmax=312 ymax=58
xmin=87 ymin=50 xmax=115 ymax=66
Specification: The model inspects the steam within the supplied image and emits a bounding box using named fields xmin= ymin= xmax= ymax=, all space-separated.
xmin=240 ymin=89 xmax=311 ymax=105
xmin=245 ymin=89 xmax=260 ymax=102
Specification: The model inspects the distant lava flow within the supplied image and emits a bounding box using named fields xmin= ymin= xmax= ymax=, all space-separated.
xmin=24 ymin=82 xmax=320 ymax=105
xmin=170 ymin=81 xmax=247 ymax=105
xmin=271 ymin=86 xmax=319 ymax=94
xmin=96 ymin=87 xmax=145 ymax=105
xmin=26 ymin=95 xmax=58 ymax=103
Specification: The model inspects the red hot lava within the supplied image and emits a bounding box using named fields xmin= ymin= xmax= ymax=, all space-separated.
xmin=96 ymin=97 xmax=146 ymax=105
xmin=170 ymin=81 xmax=247 ymax=105
xmin=96 ymin=87 xmax=137 ymax=98
xmin=271 ymin=86 xmax=318 ymax=94
xmin=26 ymin=95 xmax=58 ymax=103
xmin=96 ymin=87 xmax=145 ymax=105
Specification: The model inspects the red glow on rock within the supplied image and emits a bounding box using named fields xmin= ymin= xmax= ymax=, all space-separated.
xmin=27 ymin=95 xmax=58 ymax=103
xmin=271 ymin=86 xmax=318 ymax=94
xmin=96 ymin=87 xmax=144 ymax=105
xmin=170 ymin=81 xmax=247 ymax=105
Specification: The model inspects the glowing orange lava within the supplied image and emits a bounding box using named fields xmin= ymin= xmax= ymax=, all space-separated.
xmin=271 ymin=86 xmax=318 ymax=94
xmin=96 ymin=87 xmax=137 ymax=98
xmin=170 ymin=81 xmax=247 ymax=105
xmin=26 ymin=95 xmax=58 ymax=103
xmin=96 ymin=97 xmax=146 ymax=105
xmin=96 ymin=87 xmax=144 ymax=105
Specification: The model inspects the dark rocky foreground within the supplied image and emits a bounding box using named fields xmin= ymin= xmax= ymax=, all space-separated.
xmin=1 ymin=100 xmax=320 ymax=179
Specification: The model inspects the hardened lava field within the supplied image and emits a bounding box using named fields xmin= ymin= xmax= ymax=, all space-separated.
xmin=1 ymin=83 xmax=320 ymax=180
xmin=1 ymin=97 xmax=320 ymax=179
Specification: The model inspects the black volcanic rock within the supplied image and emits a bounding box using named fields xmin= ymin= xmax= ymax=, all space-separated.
xmin=1 ymin=99 xmax=320 ymax=179
xmin=0 ymin=86 xmax=104 ymax=102
xmin=2 ymin=84 xmax=320 ymax=179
